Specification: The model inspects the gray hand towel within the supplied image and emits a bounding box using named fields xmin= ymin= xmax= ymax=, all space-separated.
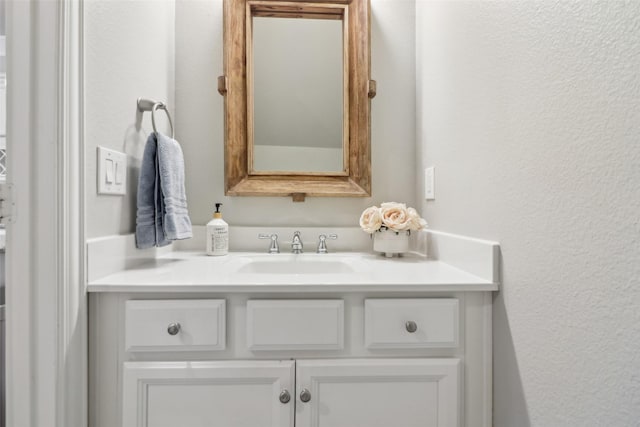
xmin=154 ymin=139 xmax=170 ymax=247
xmin=136 ymin=133 xmax=170 ymax=248
xmin=156 ymin=132 xmax=193 ymax=241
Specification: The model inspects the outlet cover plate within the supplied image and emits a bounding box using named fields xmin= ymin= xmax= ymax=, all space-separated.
xmin=425 ymin=167 xmax=435 ymax=200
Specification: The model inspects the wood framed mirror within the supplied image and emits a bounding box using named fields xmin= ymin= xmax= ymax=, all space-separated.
xmin=220 ymin=0 xmax=375 ymax=201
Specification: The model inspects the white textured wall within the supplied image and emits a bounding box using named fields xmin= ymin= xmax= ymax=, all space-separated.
xmin=416 ymin=1 xmax=640 ymax=426
xmin=85 ymin=0 xmax=175 ymax=238
xmin=175 ymin=0 xmax=416 ymax=226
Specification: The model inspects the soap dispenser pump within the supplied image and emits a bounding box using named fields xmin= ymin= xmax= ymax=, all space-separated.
xmin=206 ymin=203 xmax=229 ymax=256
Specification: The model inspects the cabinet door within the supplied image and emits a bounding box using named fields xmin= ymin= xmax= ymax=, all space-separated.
xmin=122 ymin=360 xmax=294 ymax=427
xmin=295 ymin=359 xmax=460 ymax=427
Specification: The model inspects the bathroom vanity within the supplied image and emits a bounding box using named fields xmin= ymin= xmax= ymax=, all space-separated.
xmin=88 ymin=228 xmax=499 ymax=427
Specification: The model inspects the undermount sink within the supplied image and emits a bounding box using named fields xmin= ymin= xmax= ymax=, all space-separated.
xmin=234 ymin=254 xmax=360 ymax=275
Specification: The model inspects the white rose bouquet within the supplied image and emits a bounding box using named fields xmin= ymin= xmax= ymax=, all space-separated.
xmin=359 ymin=202 xmax=428 ymax=234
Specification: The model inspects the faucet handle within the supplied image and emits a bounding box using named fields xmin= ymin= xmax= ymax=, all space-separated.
xmin=258 ymin=233 xmax=280 ymax=253
xmin=291 ymin=231 xmax=303 ymax=254
xmin=317 ymin=234 xmax=338 ymax=254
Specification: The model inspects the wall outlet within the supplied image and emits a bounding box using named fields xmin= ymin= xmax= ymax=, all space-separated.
xmin=97 ymin=146 xmax=127 ymax=195
xmin=425 ymin=167 xmax=435 ymax=200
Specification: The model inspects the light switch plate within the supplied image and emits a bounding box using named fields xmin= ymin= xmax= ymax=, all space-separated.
xmin=425 ymin=167 xmax=435 ymax=200
xmin=97 ymin=146 xmax=127 ymax=195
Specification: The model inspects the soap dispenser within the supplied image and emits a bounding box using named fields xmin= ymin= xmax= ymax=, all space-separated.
xmin=206 ymin=203 xmax=229 ymax=256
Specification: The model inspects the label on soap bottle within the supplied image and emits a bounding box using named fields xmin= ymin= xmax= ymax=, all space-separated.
xmin=206 ymin=221 xmax=229 ymax=256
xmin=210 ymin=227 xmax=228 ymax=254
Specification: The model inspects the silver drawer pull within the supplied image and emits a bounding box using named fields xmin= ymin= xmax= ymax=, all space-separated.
xmin=300 ymin=388 xmax=311 ymax=403
xmin=279 ymin=390 xmax=291 ymax=404
xmin=405 ymin=320 xmax=418 ymax=333
xmin=167 ymin=322 xmax=181 ymax=336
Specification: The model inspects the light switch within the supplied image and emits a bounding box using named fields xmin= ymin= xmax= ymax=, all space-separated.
xmin=105 ymin=159 xmax=114 ymax=183
xmin=98 ymin=146 xmax=127 ymax=195
xmin=115 ymin=161 xmax=123 ymax=184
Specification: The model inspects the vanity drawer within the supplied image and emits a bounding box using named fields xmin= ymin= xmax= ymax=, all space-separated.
xmin=125 ymin=299 xmax=226 ymax=352
xmin=246 ymin=300 xmax=344 ymax=351
xmin=364 ymin=299 xmax=459 ymax=349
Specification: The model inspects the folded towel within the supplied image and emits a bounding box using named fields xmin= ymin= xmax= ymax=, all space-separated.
xmin=135 ymin=132 xmax=192 ymax=248
xmin=136 ymin=133 xmax=167 ymax=248
xmin=156 ymin=132 xmax=193 ymax=240
xmin=153 ymin=138 xmax=170 ymax=247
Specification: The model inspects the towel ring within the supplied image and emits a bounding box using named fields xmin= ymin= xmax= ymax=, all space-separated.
xmin=137 ymin=97 xmax=175 ymax=138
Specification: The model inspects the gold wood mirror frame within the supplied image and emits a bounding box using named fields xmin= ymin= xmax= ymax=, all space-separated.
xmin=220 ymin=0 xmax=375 ymax=201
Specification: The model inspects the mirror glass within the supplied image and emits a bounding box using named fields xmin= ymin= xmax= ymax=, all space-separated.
xmin=251 ymin=16 xmax=344 ymax=174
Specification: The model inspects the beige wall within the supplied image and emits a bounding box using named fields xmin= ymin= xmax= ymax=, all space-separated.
xmin=416 ymin=1 xmax=640 ymax=425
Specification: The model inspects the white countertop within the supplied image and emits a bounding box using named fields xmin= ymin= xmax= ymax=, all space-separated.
xmin=87 ymin=251 xmax=497 ymax=293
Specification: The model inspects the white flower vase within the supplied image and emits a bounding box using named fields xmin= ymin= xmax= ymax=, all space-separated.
xmin=373 ymin=229 xmax=410 ymax=257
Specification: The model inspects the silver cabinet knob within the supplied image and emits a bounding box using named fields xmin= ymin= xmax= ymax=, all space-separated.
xmin=299 ymin=388 xmax=311 ymax=403
xmin=167 ymin=322 xmax=181 ymax=336
xmin=405 ymin=320 xmax=418 ymax=333
xmin=279 ymin=390 xmax=291 ymax=404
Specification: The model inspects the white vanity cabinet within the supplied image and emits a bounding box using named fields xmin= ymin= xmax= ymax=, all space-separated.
xmin=120 ymin=358 xmax=459 ymax=427
xmin=90 ymin=293 xmax=492 ymax=427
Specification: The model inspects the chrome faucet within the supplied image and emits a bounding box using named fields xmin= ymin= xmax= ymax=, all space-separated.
xmin=317 ymin=234 xmax=338 ymax=254
xmin=258 ymin=233 xmax=279 ymax=253
xmin=291 ymin=231 xmax=303 ymax=254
